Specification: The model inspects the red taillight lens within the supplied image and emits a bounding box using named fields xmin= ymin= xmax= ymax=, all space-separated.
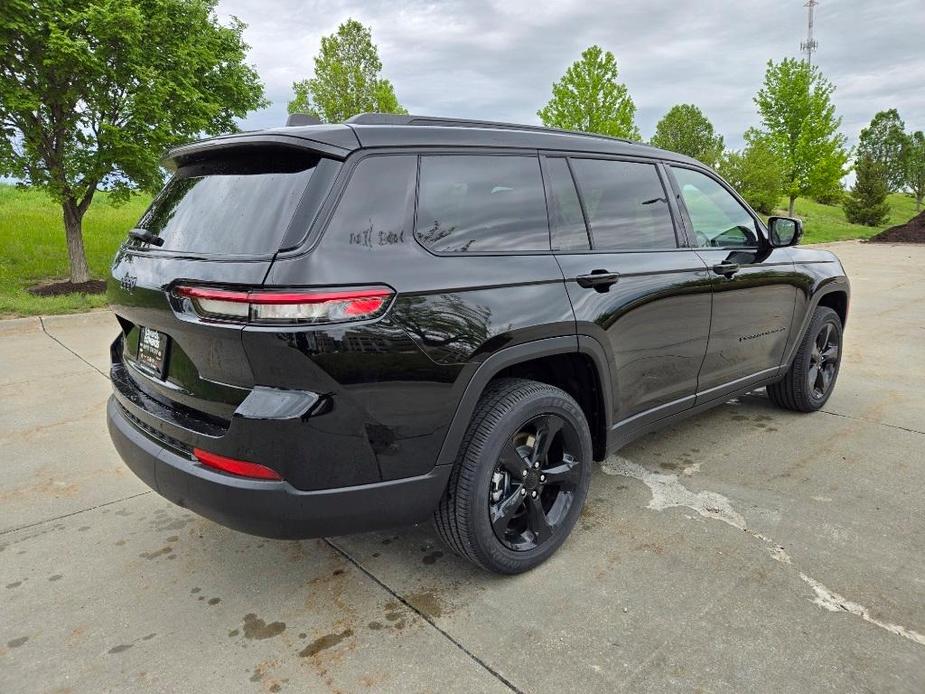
xmin=193 ymin=448 xmax=283 ymax=481
xmin=174 ymin=286 xmax=393 ymax=324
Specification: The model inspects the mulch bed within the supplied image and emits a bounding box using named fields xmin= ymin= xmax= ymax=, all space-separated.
xmin=27 ymin=279 xmax=107 ymax=296
xmin=869 ymin=209 xmax=925 ymax=243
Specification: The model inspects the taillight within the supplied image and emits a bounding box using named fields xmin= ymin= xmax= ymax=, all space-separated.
xmin=193 ymin=448 xmax=283 ymax=480
xmin=173 ymin=286 xmax=394 ymax=324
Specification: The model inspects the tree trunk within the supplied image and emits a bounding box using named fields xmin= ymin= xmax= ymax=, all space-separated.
xmin=62 ymin=198 xmax=91 ymax=284
xmin=788 ymin=195 xmax=796 ymax=217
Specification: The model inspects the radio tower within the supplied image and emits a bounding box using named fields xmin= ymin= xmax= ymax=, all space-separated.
xmin=801 ymin=0 xmax=819 ymax=65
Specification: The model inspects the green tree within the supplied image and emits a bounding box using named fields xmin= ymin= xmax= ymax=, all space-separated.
xmin=537 ymin=45 xmax=640 ymax=140
xmin=752 ymin=58 xmax=849 ymax=216
xmin=903 ymin=131 xmax=925 ymax=212
xmin=857 ymin=109 xmax=908 ymax=191
xmin=288 ymin=19 xmax=407 ymax=122
xmin=0 ymin=0 xmax=265 ymax=285
xmin=843 ymin=156 xmax=890 ymax=226
xmin=650 ymin=104 xmax=724 ymax=166
xmin=717 ymin=134 xmax=785 ymax=214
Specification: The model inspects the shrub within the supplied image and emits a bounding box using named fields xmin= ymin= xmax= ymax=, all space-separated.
xmin=843 ymin=157 xmax=890 ymax=226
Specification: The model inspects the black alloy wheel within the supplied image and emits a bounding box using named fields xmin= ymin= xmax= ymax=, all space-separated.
xmin=434 ymin=378 xmax=593 ymax=574
xmin=767 ymin=306 xmax=843 ymax=412
xmin=488 ymin=413 xmax=583 ymax=551
xmin=808 ymin=322 xmax=839 ymax=400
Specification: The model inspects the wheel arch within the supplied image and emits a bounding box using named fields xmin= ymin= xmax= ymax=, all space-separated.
xmin=435 ymin=336 xmax=613 ymax=468
xmin=783 ymin=278 xmax=850 ymax=368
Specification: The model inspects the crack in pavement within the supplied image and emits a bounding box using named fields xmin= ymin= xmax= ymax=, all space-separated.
xmin=603 ymin=456 xmax=925 ymax=648
xmin=38 ymin=316 xmax=110 ymax=381
xmin=742 ymin=393 xmax=925 ymax=437
xmin=0 ymin=491 xmax=152 ymax=536
xmin=817 ymin=408 xmax=925 ymax=437
xmin=324 ymin=538 xmax=521 ymax=693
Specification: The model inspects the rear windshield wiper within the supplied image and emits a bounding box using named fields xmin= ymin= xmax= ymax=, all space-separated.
xmin=128 ymin=229 xmax=165 ymax=247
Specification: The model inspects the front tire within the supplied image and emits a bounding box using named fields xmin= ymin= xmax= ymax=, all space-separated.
xmin=434 ymin=378 xmax=593 ymax=574
xmin=767 ymin=306 xmax=843 ymax=412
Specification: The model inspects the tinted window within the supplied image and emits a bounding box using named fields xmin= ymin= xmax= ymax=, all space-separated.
xmin=672 ymin=167 xmax=758 ymax=248
xmin=569 ymin=159 xmax=677 ymax=250
xmin=136 ymin=147 xmax=324 ymax=256
xmin=545 ymin=157 xmax=590 ymax=251
xmin=416 ymin=155 xmax=549 ymax=253
xmin=324 ymin=155 xmax=416 ymax=249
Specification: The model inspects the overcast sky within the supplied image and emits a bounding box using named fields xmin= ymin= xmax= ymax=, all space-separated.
xmin=216 ymin=0 xmax=925 ymax=150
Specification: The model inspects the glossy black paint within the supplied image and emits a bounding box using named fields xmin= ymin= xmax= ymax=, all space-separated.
xmin=106 ymin=120 xmax=850 ymax=540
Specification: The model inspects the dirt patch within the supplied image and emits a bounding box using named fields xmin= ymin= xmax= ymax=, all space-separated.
xmin=405 ymin=591 xmax=444 ymax=619
xmin=242 ymin=613 xmax=286 ymax=640
xmin=299 ymin=629 xmax=353 ymax=658
xmin=869 ymin=209 xmax=925 ymax=243
xmin=26 ymin=279 xmax=106 ymax=296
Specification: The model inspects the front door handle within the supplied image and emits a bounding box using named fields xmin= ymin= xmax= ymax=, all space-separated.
xmin=576 ymin=270 xmax=620 ymax=291
xmin=712 ymin=262 xmax=740 ymax=278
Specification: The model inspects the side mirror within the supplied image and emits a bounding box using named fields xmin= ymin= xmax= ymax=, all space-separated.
xmin=768 ymin=216 xmax=804 ymax=247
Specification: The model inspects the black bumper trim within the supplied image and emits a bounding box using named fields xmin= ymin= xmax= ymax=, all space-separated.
xmin=107 ymin=396 xmax=452 ymax=539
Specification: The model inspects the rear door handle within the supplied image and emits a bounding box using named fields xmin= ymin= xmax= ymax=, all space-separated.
xmin=576 ymin=270 xmax=620 ymax=291
xmin=712 ymin=262 xmax=740 ymax=278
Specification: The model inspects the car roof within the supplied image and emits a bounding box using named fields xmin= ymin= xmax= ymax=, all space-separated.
xmin=164 ymin=113 xmax=702 ymax=168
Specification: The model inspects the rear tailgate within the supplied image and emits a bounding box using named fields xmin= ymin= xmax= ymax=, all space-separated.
xmin=108 ymin=140 xmax=343 ymax=424
xmin=109 ymin=252 xmax=268 ymax=421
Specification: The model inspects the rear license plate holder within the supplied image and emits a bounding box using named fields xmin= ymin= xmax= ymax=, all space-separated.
xmin=136 ymin=326 xmax=169 ymax=379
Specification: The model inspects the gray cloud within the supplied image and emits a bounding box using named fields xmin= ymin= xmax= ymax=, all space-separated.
xmin=217 ymin=0 xmax=925 ymax=149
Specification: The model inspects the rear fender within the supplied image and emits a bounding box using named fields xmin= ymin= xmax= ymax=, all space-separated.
xmin=434 ymin=336 xmax=613 ymax=467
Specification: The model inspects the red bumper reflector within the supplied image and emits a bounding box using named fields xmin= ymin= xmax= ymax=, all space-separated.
xmin=193 ymin=448 xmax=282 ymax=481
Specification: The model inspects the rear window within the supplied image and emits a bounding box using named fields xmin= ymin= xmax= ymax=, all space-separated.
xmin=133 ymin=147 xmax=329 ymax=256
xmin=415 ymin=155 xmax=549 ymax=253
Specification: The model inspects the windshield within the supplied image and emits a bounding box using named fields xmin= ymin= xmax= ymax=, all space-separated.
xmin=133 ymin=147 xmax=322 ymax=256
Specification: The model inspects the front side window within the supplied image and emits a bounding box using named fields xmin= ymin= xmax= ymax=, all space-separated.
xmin=569 ymin=158 xmax=677 ymax=251
xmin=415 ymin=155 xmax=549 ymax=253
xmin=672 ymin=167 xmax=758 ymax=248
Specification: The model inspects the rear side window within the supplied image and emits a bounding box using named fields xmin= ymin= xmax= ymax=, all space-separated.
xmin=415 ymin=155 xmax=549 ymax=253
xmin=569 ymin=159 xmax=677 ymax=250
xmin=322 ymin=155 xmax=416 ymax=249
xmin=135 ymin=147 xmax=330 ymax=256
xmin=544 ymin=157 xmax=590 ymax=251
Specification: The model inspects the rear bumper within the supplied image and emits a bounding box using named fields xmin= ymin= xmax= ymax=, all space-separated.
xmin=107 ymin=396 xmax=451 ymax=539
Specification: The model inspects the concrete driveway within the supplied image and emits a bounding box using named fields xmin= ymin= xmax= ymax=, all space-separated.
xmin=2 ymin=241 xmax=923 ymax=693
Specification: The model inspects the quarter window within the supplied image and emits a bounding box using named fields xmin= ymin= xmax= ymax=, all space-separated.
xmin=324 ymin=155 xmax=416 ymax=250
xmin=569 ymin=159 xmax=677 ymax=251
xmin=544 ymin=157 xmax=590 ymax=251
xmin=672 ymin=167 xmax=758 ymax=248
xmin=415 ymin=155 xmax=550 ymax=253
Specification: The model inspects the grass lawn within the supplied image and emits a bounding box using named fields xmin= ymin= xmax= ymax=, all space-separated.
xmin=782 ymin=192 xmax=919 ymax=244
xmin=0 ymin=184 xmax=150 ymax=317
xmin=0 ymin=183 xmax=920 ymax=317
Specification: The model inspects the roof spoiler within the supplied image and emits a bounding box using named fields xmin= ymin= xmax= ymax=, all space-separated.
xmin=286 ymin=113 xmax=322 ymax=127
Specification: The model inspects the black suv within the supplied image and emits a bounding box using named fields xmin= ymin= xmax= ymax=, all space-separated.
xmin=107 ymin=113 xmax=849 ymax=573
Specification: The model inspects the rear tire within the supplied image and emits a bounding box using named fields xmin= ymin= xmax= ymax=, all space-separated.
xmin=767 ymin=306 xmax=842 ymax=412
xmin=434 ymin=378 xmax=593 ymax=574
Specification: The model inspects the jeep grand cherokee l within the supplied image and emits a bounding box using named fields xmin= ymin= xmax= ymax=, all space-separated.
xmin=107 ymin=113 xmax=849 ymax=574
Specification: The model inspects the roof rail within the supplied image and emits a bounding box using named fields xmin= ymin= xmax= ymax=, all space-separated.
xmin=345 ymin=113 xmax=634 ymax=144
